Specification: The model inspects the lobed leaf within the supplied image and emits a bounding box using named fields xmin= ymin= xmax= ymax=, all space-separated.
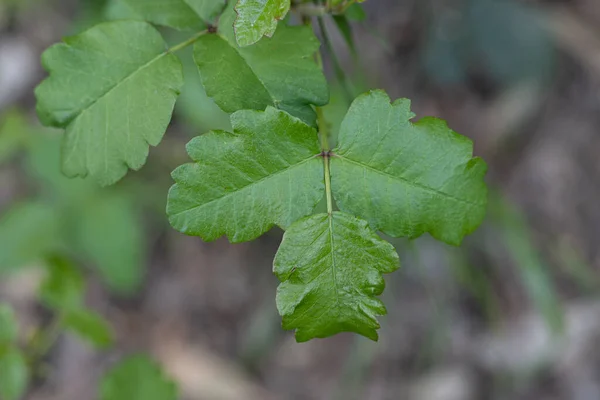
xmin=100 ymin=355 xmax=178 ymax=400
xmin=35 ymin=21 xmax=184 ymax=186
xmin=194 ymin=2 xmax=328 ymax=125
xmin=167 ymin=107 xmax=324 ymax=243
xmin=275 ymin=212 xmax=399 ymax=342
xmin=234 ymin=0 xmax=290 ymax=46
xmin=330 ymin=90 xmax=488 ymax=246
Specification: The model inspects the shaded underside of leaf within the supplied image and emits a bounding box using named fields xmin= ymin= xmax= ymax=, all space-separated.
xmin=35 ymin=20 xmax=184 ymax=186
xmin=331 ymin=90 xmax=488 ymax=246
xmin=194 ymin=2 xmax=328 ymax=125
xmin=104 ymin=0 xmax=142 ymax=20
xmin=123 ymin=0 xmax=206 ymax=30
xmin=234 ymin=0 xmax=291 ymax=46
xmin=274 ymin=212 xmax=399 ymax=342
xmin=100 ymin=355 xmax=178 ymax=400
xmin=184 ymin=0 xmax=226 ymax=22
xmin=167 ymin=107 xmax=324 ymax=243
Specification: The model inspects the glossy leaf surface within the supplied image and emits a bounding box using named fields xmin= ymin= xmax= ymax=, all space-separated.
xmin=167 ymin=107 xmax=324 ymax=242
xmin=35 ymin=21 xmax=183 ymax=186
xmin=234 ymin=0 xmax=290 ymax=46
xmin=123 ymin=0 xmax=204 ymax=30
xmin=194 ymin=2 xmax=328 ymax=125
xmin=274 ymin=212 xmax=399 ymax=341
xmin=331 ymin=90 xmax=488 ymax=245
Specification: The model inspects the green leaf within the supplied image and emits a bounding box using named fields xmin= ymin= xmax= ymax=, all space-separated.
xmin=104 ymin=0 xmax=142 ymax=20
xmin=0 ymin=348 xmax=28 ymax=400
xmin=73 ymin=193 xmax=145 ymax=295
xmin=234 ymin=0 xmax=290 ymax=46
xmin=100 ymin=355 xmax=177 ymax=400
xmin=64 ymin=309 xmax=113 ymax=349
xmin=122 ymin=0 xmax=205 ymax=30
xmin=35 ymin=21 xmax=184 ymax=186
xmin=0 ymin=202 xmax=61 ymax=272
xmin=167 ymin=107 xmax=324 ymax=243
xmin=194 ymin=2 xmax=328 ymax=125
xmin=0 ymin=305 xmax=17 ymax=345
xmin=39 ymin=256 xmax=85 ymax=312
xmin=174 ymin=45 xmax=231 ymax=132
xmin=183 ymin=0 xmax=226 ymax=22
xmin=330 ymin=90 xmax=488 ymax=246
xmin=274 ymin=212 xmax=399 ymax=342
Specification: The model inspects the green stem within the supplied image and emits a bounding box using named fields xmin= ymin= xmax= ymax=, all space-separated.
xmin=310 ymin=6 xmax=335 ymax=216
xmin=317 ymin=17 xmax=354 ymax=104
xmin=316 ymin=106 xmax=330 ymax=151
xmin=168 ymin=30 xmax=209 ymax=53
xmin=324 ymin=153 xmax=333 ymax=215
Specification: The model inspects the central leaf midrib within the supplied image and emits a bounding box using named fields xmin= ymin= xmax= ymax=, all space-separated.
xmin=170 ymin=155 xmax=318 ymax=217
xmin=328 ymin=213 xmax=341 ymax=312
xmin=334 ymin=154 xmax=483 ymax=207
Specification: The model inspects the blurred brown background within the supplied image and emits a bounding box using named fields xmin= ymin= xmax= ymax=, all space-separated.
xmin=2 ymin=0 xmax=600 ymax=399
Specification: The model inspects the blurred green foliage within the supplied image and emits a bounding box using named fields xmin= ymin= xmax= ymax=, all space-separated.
xmin=0 ymin=347 xmax=28 ymax=400
xmin=0 ymin=305 xmax=17 ymax=346
xmin=0 ymin=305 xmax=28 ymax=400
xmin=100 ymin=355 xmax=178 ymax=400
xmin=63 ymin=309 xmax=114 ymax=349
xmin=0 ymin=112 xmax=146 ymax=294
xmin=39 ymin=256 xmax=86 ymax=311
